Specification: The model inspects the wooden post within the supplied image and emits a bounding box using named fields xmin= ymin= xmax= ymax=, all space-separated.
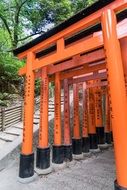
xmin=72 ymin=83 xmax=82 ymax=158
xmin=19 ymin=52 xmax=35 ymax=179
xmin=1 ymin=108 xmax=5 ymax=131
xmin=36 ymin=67 xmax=51 ymax=173
xmin=52 ymin=72 xmax=64 ymax=164
xmin=105 ymin=88 xmax=112 ymax=145
xmin=94 ymin=80 xmax=105 ymax=145
xmin=63 ymin=79 xmax=72 ymax=161
xmin=102 ymin=9 xmax=127 ymax=189
xmin=87 ymin=81 xmax=99 ymax=152
xmin=82 ymin=82 xmax=90 ymax=154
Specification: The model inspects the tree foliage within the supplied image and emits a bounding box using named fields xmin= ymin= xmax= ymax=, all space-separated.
xmin=0 ymin=0 xmax=96 ymax=49
xmin=71 ymin=0 xmax=97 ymax=12
xmin=0 ymin=0 xmax=95 ymax=100
xmin=0 ymin=28 xmax=24 ymax=95
xmin=0 ymin=0 xmax=73 ymax=49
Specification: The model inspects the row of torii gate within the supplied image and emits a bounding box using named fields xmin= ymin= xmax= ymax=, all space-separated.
xmin=13 ymin=0 xmax=127 ymax=189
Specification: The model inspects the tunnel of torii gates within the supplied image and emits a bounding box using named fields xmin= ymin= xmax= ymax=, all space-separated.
xmin=13 ymin=0 xmax=127 ymax=189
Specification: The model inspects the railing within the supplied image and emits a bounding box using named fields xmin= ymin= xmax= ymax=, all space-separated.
xmin=0 ymin=104 xmax=23 ymax=131
xmin=0 ymin=98 xmax=40 ymax=131
xmin=0 ymin=95 xmax=64 ymax=131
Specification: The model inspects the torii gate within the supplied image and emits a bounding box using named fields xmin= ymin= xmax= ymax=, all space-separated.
xmin=13 ymin=0 xmax=127 ymax=189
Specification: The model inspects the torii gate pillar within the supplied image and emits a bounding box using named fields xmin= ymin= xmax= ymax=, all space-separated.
xmin=63 ymin=79 xmax=72 ymax=161
xmin=72 ymin=84 xmax=83 ymax=159
xmin=82 ymin=82 xmax=90 ymax=154
xmin=19 ymin=52 xmax=35 ymax=181
xmin=105 ymin=88 xmax=112 ymax=145
xmin=88 ymin=82 xmax=100 ymax=153
xmin=52 ymin=72 xmax=64 ymax=164
xmin=36 ymin=67 xmax=52 ymax=174
xmin=94 ymin=80 xmax=105 ymax=146
xmin=102 ymin=9 xmax=127 ymax=190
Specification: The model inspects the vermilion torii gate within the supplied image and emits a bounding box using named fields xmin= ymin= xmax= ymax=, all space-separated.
xmin=13 ymin=0 xmax=127 ymax=189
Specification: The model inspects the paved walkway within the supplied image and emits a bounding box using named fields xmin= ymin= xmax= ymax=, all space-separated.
xmin=0 ymin=95 xmax=65 ymax=170
xmin=0 ymin=93 xmax=115 ymax=190
xmin=0 ymin=96 xmax=65 ymax=151
xmin=0 ymin=148 xmax=115 ymax=190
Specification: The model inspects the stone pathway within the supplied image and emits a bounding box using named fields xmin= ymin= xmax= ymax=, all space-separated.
xmin=0 ymin=96 xmax=64 ymax=170
xmin=0 ymin=148 xmax=115 ymax=190
xmin=0 ymin=93 xmax=116 ymax=190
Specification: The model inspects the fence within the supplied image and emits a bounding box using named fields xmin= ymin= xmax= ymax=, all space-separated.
xmin=0 ymin=98 xmax=41 ymax=131
xmin=0 ymin=95 xmax=64 ymax=131
xmin=0 ymin=104 xmax=23 ymax=131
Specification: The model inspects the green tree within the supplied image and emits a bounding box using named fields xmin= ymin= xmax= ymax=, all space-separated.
xmin=0 ymin=0 xmax=73 ymax=49
xmin=0 ymin=28 xmax=23 ymax=93
xmin=0 ymin=0 xmax=73 ymax=96
xmin=0 ymin=0 xmax=96 ymax=49
xmin=71 ymin=0 xmax=96 ymax=12
xmin=0 ymin=0 xmax=95 ymax=99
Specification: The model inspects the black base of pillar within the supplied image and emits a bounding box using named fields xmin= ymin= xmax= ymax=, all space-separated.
xmin=19 ymin=153 xmax=34 ymax=178
xmin=82 ymin=137 xmax=90 ymax=153
xmin=105 ymin=132 xmax=112 ymax=144
xmin=96 ymin=127 xmax=105 ymax=144
xmin=89 ymin=134 xmax=98 ymax=149
xmin=111 ymin=132 xmax=113 ymax=142
xmin=36 ymin=147 xmax=50 ymax=169
xmin=52 ymin=145 xmax=64 ymax=164
xmin=114 ymin=180 xmax=127 ymax=190
xmin=64 ymin=145 xmax=72 ymax=161
xmin=72 ymin=138 xmax=82 ymax=155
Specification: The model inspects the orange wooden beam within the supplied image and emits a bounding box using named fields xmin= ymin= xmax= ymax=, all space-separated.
xmin=47 ymin=48 xmax=105 ymax=75
xmin=68 ymin=72 xmax=107 ymax=85
xmin=18 ymin=29 xmax=127 ymax=77
xmin=19 ymin=48 xmax=105 ymax=76
xmin=94 ymin=19 xmax=127 ymax=40
xmin=33 ymin=35 xmax=103 ymax=71
xmin=17 ymin=0 xmax=127 ymax=59
xmin=60 ymin=62 xmax=106 ymax=81
xmin=48 ymin=62 xmax=106 ymax=82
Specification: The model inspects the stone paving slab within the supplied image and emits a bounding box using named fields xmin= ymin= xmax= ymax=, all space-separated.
xmin=0 ymin=132 xmax=17 ymax=142
xmin=0 ymin=107 xmax=54 ymax=171
xmin=0 ymin=95 xmax=66 ymax=172
xmin=12 ymin=122 xmax=23 ymax=129
xmin=33 ymin=119 xmax=39 ymax=124
xmin=34 ymin=115 xmax=40 ymax=119
xmin=0 ymin=149 xmax=115 ymax=190
xmin=4 ymin=127 xmax=22 ymax=136
xmin=0 ymin=123 xmax=39 ymax=171
xmin=0 ymin=139 xmax=7 ymax=149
